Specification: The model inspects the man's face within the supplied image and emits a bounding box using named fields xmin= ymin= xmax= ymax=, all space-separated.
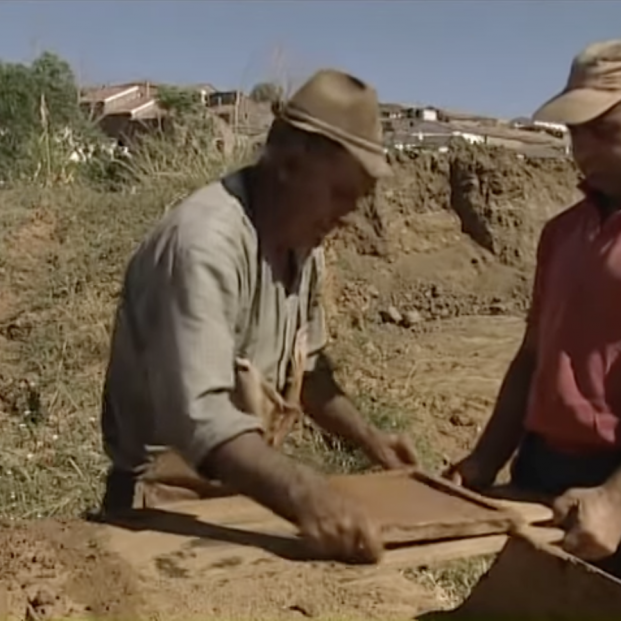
xmin=275 ymin=146 xmax=374 ymax=250
xmin=570 ymin=102 xmax=621 ymax=197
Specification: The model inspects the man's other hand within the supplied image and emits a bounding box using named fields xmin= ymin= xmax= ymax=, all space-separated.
xmin=553 ymin=485 xmax=621 ymax=561
xmin=442 ymin=453 xmax=498 ymax=491
xmin=365 ymin=431 xmax=418 ymax=470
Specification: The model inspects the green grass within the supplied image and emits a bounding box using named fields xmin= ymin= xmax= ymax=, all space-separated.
xmin=288 ymin=391 xmax=441 ymax=474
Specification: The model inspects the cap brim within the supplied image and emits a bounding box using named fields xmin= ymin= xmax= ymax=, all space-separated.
xmin=533 ymin=87 xmax=621 ymax=125
xmin=281 ymin=116 xmax=392 ymax=179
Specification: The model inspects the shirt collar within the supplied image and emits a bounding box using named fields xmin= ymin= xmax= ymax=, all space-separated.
xmin=579 ymin=180 xmax=621 ymax=222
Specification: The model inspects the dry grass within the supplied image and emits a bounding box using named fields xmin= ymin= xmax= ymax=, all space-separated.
xmin=0 ymin=141 xmax=415 ymax=518
xmin=0 ymin=140 xmax=508 ymax=614
xmin=0 ymin=184 xmax=170 ymax=517
xmin=0 ymin=129 xmax=255 ymax=519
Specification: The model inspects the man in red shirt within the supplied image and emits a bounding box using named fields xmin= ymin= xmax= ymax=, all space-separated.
xmin=446 ymin=39 xmax=621 ymax=574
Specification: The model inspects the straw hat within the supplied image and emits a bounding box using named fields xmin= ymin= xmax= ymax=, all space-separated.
xmin=534 ymin=39 xmax=621 ymax=125
xmin=275 ymin=68 xmax=391 ymax=178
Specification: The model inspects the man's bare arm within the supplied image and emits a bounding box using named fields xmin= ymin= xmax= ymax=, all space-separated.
xmin=198 ymin=431 xmax=322 ymax=525
xmin=198 ymin=430 xmax=385 ymax=563
xmin=469 ymin=333 xmax=537 ymax=474
xmin=301 ymin=354 xmax=378 ymax=451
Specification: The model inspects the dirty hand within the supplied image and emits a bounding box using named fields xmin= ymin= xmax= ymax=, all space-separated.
xmin=365 ymin=431 xmax=418 ymax=470
xmin=553 ymin=486 xmax=621 ymax=561
xmin=442 ymin=453 xmax=498 ymax=491
xmin=295 ymin=480 xmax=384 ymax=564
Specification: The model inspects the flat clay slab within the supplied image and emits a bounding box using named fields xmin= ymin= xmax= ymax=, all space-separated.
xmin=327 ymin=469 xmax=521 ymax=545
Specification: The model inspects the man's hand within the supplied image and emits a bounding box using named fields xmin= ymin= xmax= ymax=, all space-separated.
xmin=553 ymin=486 xmax=621 ymax=561
xmin=294 ymin=480 xmax=383 ymax=563
xmin=301 ymin=360 xmax=417 ymax=471
xmin=201 ymin=431 xmax=383 ymax=564
xmin=442 ymin=452 xmax=499 ymax=491
xmin=364 ymin=431 xmax=418 ymax=470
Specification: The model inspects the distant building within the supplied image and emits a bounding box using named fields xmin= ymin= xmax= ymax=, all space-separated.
xmin=80 ymin=82 xmax=258 ymax=145
xmin=407 ymin=106 xmax=444 ymax=122
xmin=80 ymin=82 xmax=167 ymax=143
xmin=205 ymin=90 xmax=272 ymax=135
xmin=385 ymin=119 xmax=484 ymax=152
xmin=184 ymin=83 xmax=217 ymax=104
xmin=509 ymin=117 xmax=568 ymax=139
xmin=380 ymin=103 xmax=407 ymax=120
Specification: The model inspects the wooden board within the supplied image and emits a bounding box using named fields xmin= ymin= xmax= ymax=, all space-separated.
xmin=100 ymin=469 xmax=532 ymax=566
xmin=382 ymin=525 xmax=564 ymax=569
xmin=97 ymin=469 xmax=566 ymax=593
xmin=100 ymin=507 xmax=563 ymax=576
xmin=483 ymin=483 xmax=555 ymax=524
xmin=447 ymin=530 xmax=621 ymax=618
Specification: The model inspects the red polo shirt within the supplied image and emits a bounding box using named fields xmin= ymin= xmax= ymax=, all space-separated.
xmin=524 ymin=192 xmax=621 ymax=455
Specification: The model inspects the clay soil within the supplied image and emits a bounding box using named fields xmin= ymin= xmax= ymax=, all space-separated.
xmin=0 ymin=146 xmax=580 ymax=620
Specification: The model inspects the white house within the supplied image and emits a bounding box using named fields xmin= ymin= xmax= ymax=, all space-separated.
xmin=419 ymin=107 xmax=439 ymax=122
xmin=532 ymin=120 xmax=568 ymax=134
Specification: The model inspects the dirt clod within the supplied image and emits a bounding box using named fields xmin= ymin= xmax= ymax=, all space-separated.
xmin=0 ymin=520 xmax=145 ymax=621
xmin=381 ymin=306 xmax=403 ymax=325
xmin=403 ymin=309 xmax=424 ymax=327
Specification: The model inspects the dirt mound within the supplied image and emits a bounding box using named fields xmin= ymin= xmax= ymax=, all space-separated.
xmin=0 ymin=520 xmax=144 ymax=620
xmin=0 ymin=518 xmax=438 ymax=621
xmin=320 ymin=146 xmax=579 ymax=473
xmin=449 ymin=145 xmax=579 ymax=267
xmin=325 ymin=147 xmax=579 ymax=328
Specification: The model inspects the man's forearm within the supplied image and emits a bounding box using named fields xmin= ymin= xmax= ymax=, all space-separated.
xmin=472 ymin=344 xmax=536 ymax=472
xmin=301 ymin=357 xmax=376 ymax=449
xmin=198 ymin=431 xmax=322 ymax=525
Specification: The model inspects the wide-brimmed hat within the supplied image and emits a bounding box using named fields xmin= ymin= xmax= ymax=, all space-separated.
xmin=274 ymin=69 xmax=392 ymax=179
xmin=534 ymin=39 xmax=621 ymax=126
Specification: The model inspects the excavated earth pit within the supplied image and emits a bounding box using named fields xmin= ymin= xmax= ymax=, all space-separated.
xmin=3 ymin=145 xmax=614 ymax=620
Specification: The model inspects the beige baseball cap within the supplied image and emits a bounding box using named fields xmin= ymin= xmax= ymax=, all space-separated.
xmin=533 ymin=39 xmax=621 ymax=126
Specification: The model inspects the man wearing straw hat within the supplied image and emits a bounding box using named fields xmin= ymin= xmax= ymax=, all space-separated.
xmin=96 ymin=69 xmax=417 ymax=563
xmin=447 ymin=40 xmax=621 ymax=575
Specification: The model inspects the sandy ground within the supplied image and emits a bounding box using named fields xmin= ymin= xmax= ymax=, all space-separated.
xmin=0 ymin=315 xmax=527 ymax=621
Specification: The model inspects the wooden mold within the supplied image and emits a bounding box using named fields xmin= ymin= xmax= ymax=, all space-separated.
xmin=327 ymin=469 xmax=524 ymax=546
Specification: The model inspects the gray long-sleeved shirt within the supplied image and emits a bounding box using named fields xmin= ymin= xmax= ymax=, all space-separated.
xmin=101 ymin=168 xmax=327 ymax=473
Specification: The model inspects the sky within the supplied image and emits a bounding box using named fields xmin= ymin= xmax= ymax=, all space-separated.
xmin=0 ymin=0 xmax=620 ymax=119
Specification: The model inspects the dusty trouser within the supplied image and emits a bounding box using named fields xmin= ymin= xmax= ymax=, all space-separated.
xmin=99 ymin=327 xmax=309 ymax=513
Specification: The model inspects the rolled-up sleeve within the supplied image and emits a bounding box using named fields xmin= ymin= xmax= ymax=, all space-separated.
xmin=305 ymin=247 xmax=329 ymax=372
xmin=145 ymin=233 xmax=262 ymax=468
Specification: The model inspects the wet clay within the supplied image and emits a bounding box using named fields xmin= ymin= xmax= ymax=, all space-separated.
xmin=129 ymin=469 xmax=519 ymax=547
xmin=328 ymin=470 xmax=519 ymax=543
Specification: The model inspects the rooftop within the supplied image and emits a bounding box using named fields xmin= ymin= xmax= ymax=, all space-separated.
xmin=80 ymin=84 xmax=139 ymax=103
